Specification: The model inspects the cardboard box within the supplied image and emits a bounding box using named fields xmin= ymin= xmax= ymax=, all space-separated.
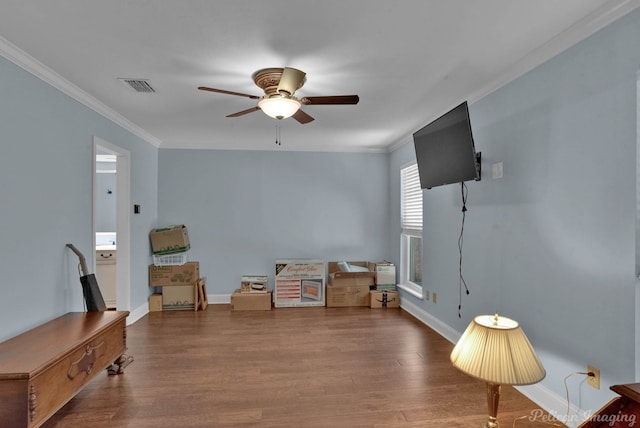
xmin=231 ymin=289 xmax=272 ymax=311
xmin=241 ymin=275 xmax=268 ymax=293
xmin=370 ymin=290 xmax=400 ymax=309
xmin=326 ymin=284 xmax=371 ymax=307
xmin=162 ymin=285 xmax=195 ymax=310
xmin=328 ymin=261 xmax=376 ymax=288
xmin=149 ymin=293 xmax=163 ymax=312
xmin=373 ymin=262 xmax=396 ymax=286
xmin=150 ymin=224 xmax=190 ymax=255
xmin=149 ymin=262 xmax=199 ymax=287
xmin=274 ymin=259 xmax=325 ymax=308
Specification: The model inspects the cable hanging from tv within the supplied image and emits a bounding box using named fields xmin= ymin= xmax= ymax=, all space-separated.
xmin=458 ymin=182 xmax=470 ymax=318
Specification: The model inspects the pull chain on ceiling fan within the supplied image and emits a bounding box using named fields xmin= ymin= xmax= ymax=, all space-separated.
xmin=198 ymin=67 xmax=359 ymax=124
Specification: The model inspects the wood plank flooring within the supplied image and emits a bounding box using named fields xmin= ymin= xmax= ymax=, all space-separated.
xmin=42 ymin=306 xmax=564 ymax=427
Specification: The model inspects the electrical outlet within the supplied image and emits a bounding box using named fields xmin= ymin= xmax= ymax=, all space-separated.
xmin=425 ymin=290 xmax=430 ymax=301
xmin=432 ymin=292 xmax=437 ymax=304
xmin=491 ymin=162 xmax=504 ymax=179
xmin=587 ymin=365 xmax=600 ymax=390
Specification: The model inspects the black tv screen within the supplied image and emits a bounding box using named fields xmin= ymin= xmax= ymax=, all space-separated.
xmin=413 ymin=101 xmax=480 ymax=189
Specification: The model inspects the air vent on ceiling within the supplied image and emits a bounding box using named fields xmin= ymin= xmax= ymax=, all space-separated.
xmin=118 ymin=78 xmax=156 ymax=93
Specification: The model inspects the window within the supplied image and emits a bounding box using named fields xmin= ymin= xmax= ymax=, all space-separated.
xmin=401 ymin=163 xmax=423 ymax=293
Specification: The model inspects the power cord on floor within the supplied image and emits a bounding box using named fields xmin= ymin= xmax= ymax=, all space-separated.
xmin=512 ymin=371 xmax=593 ymax=427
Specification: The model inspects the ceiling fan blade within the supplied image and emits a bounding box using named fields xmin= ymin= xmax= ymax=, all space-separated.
xmin=277 ymin=67 xmax=306 ymax=96
xmin=301 ymin=95 xmax=360 ymax=105
xmin=226 ymin=106 xmax=261 ymax=117
xmin=292 ymin=109 xmax=315 ymax=124
xmin=198 ymin=86 xmax=260 ymax=99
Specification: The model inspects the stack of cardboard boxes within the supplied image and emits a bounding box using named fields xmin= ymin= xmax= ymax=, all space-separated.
xmin=147 ymin=246 xmax=397 ymax=312
xmin=148 ymin=225 xmax=207 ymax=312
xmin=369 ymin=262 xmax=398 ymax=309
xmin=326 ymin=261 xmax=398 ymax=308
xmin=230 ymin=275 xmax=272 ymax=311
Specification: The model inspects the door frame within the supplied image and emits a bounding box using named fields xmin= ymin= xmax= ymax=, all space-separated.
xmin=93 ymin=136 xmax=131 ymax=311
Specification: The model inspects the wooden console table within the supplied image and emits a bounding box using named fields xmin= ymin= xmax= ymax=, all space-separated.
xmin=0 ymin=311 xmax=132 ymax=427
xmin=578 ymin=382 xmax=640 ymax=427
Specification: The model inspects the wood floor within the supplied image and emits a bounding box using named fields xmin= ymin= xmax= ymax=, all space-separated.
xmin=42 ymin=305 xmax=563 ymax=427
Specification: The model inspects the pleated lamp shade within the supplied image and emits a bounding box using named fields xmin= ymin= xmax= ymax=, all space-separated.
xmin=450 ymin=314 xmax=546 ymax=385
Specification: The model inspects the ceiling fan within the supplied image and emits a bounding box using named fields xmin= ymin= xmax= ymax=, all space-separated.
xmin=198 ymin=67 xmax=359 ymax=124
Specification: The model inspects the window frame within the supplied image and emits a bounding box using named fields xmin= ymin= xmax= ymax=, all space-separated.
xmin=399 ymin=162 xmax=423 ymax=298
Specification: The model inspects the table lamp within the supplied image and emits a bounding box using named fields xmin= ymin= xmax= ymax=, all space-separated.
xmin=450 ymin=313 xmax=546 ymax=428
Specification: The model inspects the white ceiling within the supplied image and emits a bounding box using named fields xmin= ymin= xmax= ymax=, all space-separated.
xmin=0 ymin=1 xmax=638 ymax=152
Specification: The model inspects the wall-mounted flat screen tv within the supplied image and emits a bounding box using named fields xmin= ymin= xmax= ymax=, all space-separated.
xmin=413 ymin=101 xmax=481 ymax=189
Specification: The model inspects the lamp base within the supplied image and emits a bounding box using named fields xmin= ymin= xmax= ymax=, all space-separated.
xmin=483 ymin=382 xmax=501 ymax=428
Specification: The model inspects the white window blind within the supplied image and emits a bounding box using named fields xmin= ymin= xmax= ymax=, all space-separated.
xmin=401 ymin=163 xmax=423 ymax=231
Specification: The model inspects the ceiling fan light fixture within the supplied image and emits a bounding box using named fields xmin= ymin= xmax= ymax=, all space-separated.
xmin=258 ymin=97 xmax=301 ymax=120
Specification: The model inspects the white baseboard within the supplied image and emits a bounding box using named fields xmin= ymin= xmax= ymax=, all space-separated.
xmin=399 ymin=298 xmax=461 ymax=344
xmin=127 ymin=301 xmax=148 ymax=325
xmin=209 ymin=294 xmax=231 ymax=304
xmin=127 ymin=294 xmax=231 ymax=326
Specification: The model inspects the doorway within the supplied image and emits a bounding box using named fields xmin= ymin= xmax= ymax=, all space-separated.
xmin=93 ymin=137 xmax=131 ymax=311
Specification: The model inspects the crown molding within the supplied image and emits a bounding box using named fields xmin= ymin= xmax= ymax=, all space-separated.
xmin=159 ymin=139 xmax=389 ymax=154
xmin=0 ymin=35 xmax=162 ymax=148
xmin=387 ymin=134 xmax=413 ymax=153
xmin=467 ymin=0 xmax=640 ymax=105
xmin=386 ymin=0 xmax=640 ymax=154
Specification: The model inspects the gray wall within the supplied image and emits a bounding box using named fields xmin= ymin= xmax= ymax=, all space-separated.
xmin=158 ymin=149 xmax=390 ymax=295
xmin=391 ymin=8 xmax=640 ymax=413
xmin=0 ymin=55 xmax=158 ymax=341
